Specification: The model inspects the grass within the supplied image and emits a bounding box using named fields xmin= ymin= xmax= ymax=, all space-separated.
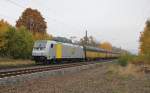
xmin=108 ymin=63 xmax=145 ymax=79
xmin=0 ymin=58 xmax=35 ymax=69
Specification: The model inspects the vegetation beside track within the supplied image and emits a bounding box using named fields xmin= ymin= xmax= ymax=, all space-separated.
xmin=0 ymin=58 xmax=35 ymax=69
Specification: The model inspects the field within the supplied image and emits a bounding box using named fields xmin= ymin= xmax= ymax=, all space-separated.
xmin=0 ymin=58 xmax=35 ymax=69
xmin=0 ymin=61 xmax=150 ymax=93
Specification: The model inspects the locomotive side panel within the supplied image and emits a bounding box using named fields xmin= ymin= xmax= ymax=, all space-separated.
xmin=61 ymin=44 xmax=84 ymax=59
xmin=47 ymin=41 xmax=56 ymax=60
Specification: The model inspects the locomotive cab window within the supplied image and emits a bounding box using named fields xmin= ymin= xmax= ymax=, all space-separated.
xmin=51 ymin=44 xmax=53 ymax=48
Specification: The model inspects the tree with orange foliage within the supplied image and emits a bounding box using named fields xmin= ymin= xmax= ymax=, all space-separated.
xmin=99 ymin=41 xmax=112 ymax=51
xmin=16 ymin=8 xmax=47 ymax=34
xmin=16 ymin=8 xmax=53 ymax=40
xmin=139 ymin=20 xmax=150 ymax=63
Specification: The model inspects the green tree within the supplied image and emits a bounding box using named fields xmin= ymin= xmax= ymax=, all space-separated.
xmin=16 ymin=26 xmax=34 ymax=58
xmin=3 ymin=27 xmax=17 ymax=57
xmin=3 ymin=26 xmax=33 ymax=59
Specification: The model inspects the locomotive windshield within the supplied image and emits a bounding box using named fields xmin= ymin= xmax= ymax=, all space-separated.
xmin=33 ymin=41 xmax=47 ymax=50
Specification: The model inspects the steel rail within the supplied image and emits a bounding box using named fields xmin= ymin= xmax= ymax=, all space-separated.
xmin=0 ymin=62 xmax=95 ymax=78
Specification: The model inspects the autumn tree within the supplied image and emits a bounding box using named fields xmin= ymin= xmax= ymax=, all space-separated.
xmin=33 ymin=32 xmax=53 ymax=40
xmin=0 ymin=19 xmax=12 ymax=53
xmin=16 ymin=8 xmax=47 ymax=34
xmin=0 ymin=19 xmax=11 ymax=32
xmin=139 ymin=20 xmax=150 ymax=63
xmin=99 ymin=41 xmax=112 ymax=51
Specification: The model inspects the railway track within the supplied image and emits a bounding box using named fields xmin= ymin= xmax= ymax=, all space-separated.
xmin=0 ymin=62 xmax=96 ymax=78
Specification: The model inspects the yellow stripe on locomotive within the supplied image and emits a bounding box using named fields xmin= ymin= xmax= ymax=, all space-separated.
xmin=56 ymin=43 xmax=62 ymax=58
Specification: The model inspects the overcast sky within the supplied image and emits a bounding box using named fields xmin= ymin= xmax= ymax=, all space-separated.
xmin=0 ymin=0 xmax=150 ymax=54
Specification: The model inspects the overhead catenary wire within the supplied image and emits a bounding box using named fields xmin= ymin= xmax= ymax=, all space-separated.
xmin=6 ymin=0 xmax=25 ymax=8
xmin=0 ymin=0 xmax=20 ymax=20
xmin=2 ymin=0 xmax=83 ymax=35
xmin=6 ymin=0 xmax=82 ymax=31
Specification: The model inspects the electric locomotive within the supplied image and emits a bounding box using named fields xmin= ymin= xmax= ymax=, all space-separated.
xmin=32 ymin=40 xmax=119 ymax=64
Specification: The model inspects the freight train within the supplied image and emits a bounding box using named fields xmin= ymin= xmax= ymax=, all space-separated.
xmin=32 ymin=40 xmax=120 ymax=64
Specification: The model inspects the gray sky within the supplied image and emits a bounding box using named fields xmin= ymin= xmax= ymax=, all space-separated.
xmin=0 ymin=0 xmax=150 ymax=54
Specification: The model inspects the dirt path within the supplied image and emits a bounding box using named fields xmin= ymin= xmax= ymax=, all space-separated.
xmin=0 ymin=63 xmax=150 ymax=93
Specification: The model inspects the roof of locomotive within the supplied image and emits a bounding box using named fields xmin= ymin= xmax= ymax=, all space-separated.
xmin=48 ymin=40 xmax=83 ymax=48
xmin=35 ymin=40 xmax=120 ymax=54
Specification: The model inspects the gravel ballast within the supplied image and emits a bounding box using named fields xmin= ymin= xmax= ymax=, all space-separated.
xmin=0 ymin=62 xmax=102 ymax=86
xmin=0 ymin=62 xmax=150 ymax=93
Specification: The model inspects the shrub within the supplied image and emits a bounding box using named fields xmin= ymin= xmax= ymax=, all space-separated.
xmin=118 ymin=55 xmax=128 ymax=67
xmin=118 ymin=54 xmax=133 ymax=67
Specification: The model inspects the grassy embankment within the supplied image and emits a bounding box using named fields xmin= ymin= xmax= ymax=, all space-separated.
xmin=0 ymin=58 xmax=35 ymax=69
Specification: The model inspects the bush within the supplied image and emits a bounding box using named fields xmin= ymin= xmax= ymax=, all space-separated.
xmin=118 ymin=54 xmax=133 ymax=67
xmin=118 ymin=56 xmax=128 ymax=67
